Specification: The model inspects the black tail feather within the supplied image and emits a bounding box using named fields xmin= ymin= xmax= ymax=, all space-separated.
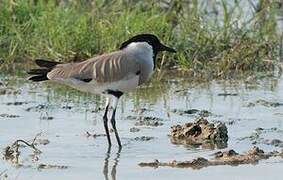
xmin=35 ymin=59 xmax=60 ymax=68
xmin=28 ymin=59 xmax=60 ymax=82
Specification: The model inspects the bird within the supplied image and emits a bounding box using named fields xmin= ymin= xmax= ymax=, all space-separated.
xmin=28 ymin=33 xmax=176 ymax=148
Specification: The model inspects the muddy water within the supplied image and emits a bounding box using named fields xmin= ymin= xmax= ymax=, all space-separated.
xmin=0 ymin=73 xmax=283 ymax=180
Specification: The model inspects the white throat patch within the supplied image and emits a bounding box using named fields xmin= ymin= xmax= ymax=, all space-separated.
xmin=125 ymin=42 xmax=154 ymax=58
xmin=124 ymin=42 xmax=154 ymax=78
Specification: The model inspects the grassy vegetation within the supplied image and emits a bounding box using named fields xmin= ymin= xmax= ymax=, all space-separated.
xmin=0 ymin=0 xmax=281 ymax=78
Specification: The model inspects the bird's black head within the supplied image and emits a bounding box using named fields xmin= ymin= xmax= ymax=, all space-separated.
xmin=120 ymin=34 xmax=176 ymax=64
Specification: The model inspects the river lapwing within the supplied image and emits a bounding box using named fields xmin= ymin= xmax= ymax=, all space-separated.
xmin=28 ymin=34 xmax=176 ymax=147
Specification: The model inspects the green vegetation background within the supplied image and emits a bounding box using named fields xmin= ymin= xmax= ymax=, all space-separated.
xmin=0 ymin=0 xmax=281 ymax=78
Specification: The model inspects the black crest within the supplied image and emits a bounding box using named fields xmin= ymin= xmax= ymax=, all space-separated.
xmin=119 ymin=34 xmax=176 ymax=68
xmin=120 ymin=34 xmax=160 ymax=52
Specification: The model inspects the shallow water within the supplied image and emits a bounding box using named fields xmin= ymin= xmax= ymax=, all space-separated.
xmin=0 ymin=72 xmax=283 ymax=180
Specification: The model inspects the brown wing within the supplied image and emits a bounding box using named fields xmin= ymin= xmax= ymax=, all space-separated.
xmin=47 ymin=51 xmax=141 ymax=83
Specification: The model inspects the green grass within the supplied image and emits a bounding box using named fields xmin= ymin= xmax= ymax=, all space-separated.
xmin=0 ymin=0 xmax=281 ymax=78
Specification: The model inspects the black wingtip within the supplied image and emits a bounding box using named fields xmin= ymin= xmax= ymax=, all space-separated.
xmin=28 ymin=75 xmax=49 ymax=82
xmin=27 ymin=68 xmax=49 ymax=75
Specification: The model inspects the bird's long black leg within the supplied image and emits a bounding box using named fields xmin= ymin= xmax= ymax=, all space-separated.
xmin=103 ymin=99 xmax=111 ymax=146
xmin=110 ymin=97 xmax=122 ymax=148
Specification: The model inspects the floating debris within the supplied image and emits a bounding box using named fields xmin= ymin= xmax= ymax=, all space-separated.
xmin=40 ymin=116 xmax=54 ymax=120
xmin=34 ymin=139 xmax=50 ymax=146
xmin=62 ymin=105 xmax=73 ymax=109
xmin=134 ymin=136 xmax=154 ymax=141
xmin=217 ymin=93 xmax=238 ymax=96
xmin=246 ymin=99 xmax=283 ymax=107
xmin=3 ymin=134 xmax=42 ymax=164
xmin=130 ymin=127 xmax=140 ymax=132
xmin=26 ymin=104 xmax=48 ymax=112
xmin=169 ymin=117 xmax=228 ymax=149
xmin=37 ymin=163 xmax=69 ymax=170
xmin=0 ymin=114 xmax=20 ymax=118
xmin=85 ymin=131 xmax=106 ymax=138
xmin=139 ymin=146 xmax=282 ymax=169
xmin=131 ymin=108 xmax=151 ymax=113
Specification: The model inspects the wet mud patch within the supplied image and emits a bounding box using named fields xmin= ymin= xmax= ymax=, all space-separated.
xmin=238 ymin=127 xmax=283 ymax=147
xmin=127 ymin=116 xmax=164 ymax=127
xmin=139 ymin=146 xmax=283 ymax=169
xmin=5 ymin=101 xmax=29 ymax=106
xmin=134 ymin=136 xmax=154 ymax=141
xmin=245 ymin=99 xmax=283 ymax=107
xmin=169 ymin=117 xmax=228 ymax=149
xmin=171 ymin=109 xmax=212 ymax=117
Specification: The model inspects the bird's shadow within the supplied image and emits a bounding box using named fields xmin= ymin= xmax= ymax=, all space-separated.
xmin=103 ymin=146 xmax=121 ymax=180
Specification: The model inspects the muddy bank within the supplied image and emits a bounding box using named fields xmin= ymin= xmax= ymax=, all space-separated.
xmin=139 ymin=147 xmax=283 ymax=169
xmin=169 ymin=117 xmax=228 ymax=149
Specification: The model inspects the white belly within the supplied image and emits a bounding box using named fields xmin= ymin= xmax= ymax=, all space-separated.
xmin=54 ymin=75 xmax=140 ymax=95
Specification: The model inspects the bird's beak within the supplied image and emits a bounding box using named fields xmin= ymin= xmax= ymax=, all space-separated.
xmin=159 ymin=43 xmax=176 ymax=53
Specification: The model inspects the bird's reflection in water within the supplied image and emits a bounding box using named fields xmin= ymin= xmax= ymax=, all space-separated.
xmin=103 ymin=147 xmax=121 ymax=180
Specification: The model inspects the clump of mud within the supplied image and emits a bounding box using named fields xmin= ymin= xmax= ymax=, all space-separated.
xmin=139 ymin=146 xmax=282 ymax=169
xmin=169 ymin=117 xmax=228 ymax=149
